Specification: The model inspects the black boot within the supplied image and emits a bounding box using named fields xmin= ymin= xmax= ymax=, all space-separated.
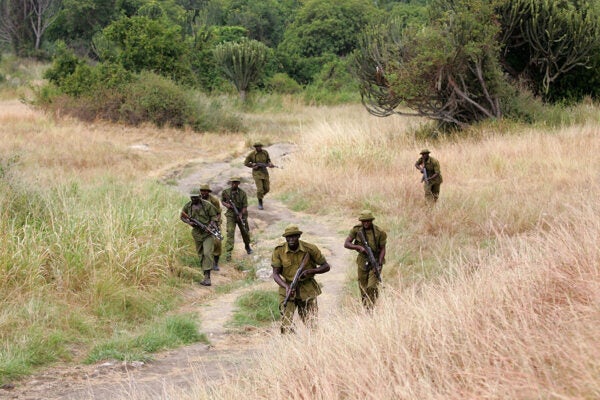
xmin=200 ymin=270 xmax=211 ymax=286
xmin=212 ymin=256 xmax=220 ymax=271
xmin=258 ymin=199 xmax=264 ymax=210
xmin=245 ymin=245 xmax=253 ymax=254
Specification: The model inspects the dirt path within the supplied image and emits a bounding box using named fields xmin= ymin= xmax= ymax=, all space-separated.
xmin=4 ymin=144 xmax=353 ymax=400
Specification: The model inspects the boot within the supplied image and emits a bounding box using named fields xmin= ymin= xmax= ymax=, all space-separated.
xmin=200 ymin=270 xmax=211 ymax=286
xmin=212 ymin=256 xmax=220 ymax=271
xmin=258 ymin=199 xmax=264 ymax=210
xmin=245 ymin=245 xmax=253 ymax=254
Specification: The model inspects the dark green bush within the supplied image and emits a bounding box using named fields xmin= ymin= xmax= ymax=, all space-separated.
xmin=265 ymin=72 xmax=302 ymax=94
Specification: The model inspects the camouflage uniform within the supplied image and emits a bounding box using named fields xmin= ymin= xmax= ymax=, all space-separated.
xmin=244 ymin=145 xmax=272 ymax=203
xmin=221 ymin=185 xmax=251 ymax=259
xmin=272 ymin=239 xmax=327 ymax=333
xmin=415 ymin=150 xmax=443 ymax=203
xmin=181 ymin=198 xmax=219 ymax=272
xmin=348 ymin=224 xmax=387 ymax=307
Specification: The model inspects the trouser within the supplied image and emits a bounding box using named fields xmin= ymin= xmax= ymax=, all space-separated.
xmin=357 ymin=265 xmax=380 ymax=309
xmin=192 ymin=232 xmax=214 ymax=272
xmin=225 ymin=215 xmax=251 ymax=257
xmin=253 ymin=175 xmax=270 ymax=200
xmin=424 ymin=181 xmax=441 ymax=203
xmin=212 ymin=223 xmax=222 ymax=256
xmin=279 ymin=296 xmax=318 ymax=334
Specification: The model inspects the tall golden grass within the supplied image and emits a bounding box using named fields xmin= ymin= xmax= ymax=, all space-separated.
xmin=166 ymin=104 xmax=599 ymax=399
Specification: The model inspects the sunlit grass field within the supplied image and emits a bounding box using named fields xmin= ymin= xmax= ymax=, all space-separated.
xmin=173 ymin=104 xmax=598 ymax=399
xmin=2 ymin=91 xmax=599 ymax=399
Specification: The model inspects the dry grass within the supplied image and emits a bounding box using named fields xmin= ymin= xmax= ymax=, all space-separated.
xmin=165 ymin=104 xmax=598 ymax=399
xmin=2 ymin=98 xmax=599 ymax=398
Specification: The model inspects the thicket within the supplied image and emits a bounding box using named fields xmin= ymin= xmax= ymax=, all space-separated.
xmin=3 ymin=0 xmax=600 ymax=125
xmin=37 ymin=44 xmax=242 ymax=132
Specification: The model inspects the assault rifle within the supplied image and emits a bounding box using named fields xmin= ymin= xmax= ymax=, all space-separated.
xmin=282 ymin=252 xmax=310 ymax=308
xmin=420 ymin=165 xmax=428 ymax=183
xmin=181 ymin=211 xmax=223 ymax=240
xmin=252 ymin=162 xmax=280 ymax=169
xmin=357 ymin=229 xmax=382 ymax=283
xmin=223 ymin=193 xmax=249 ymax=236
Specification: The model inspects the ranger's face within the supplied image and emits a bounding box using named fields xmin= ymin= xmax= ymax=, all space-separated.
xmin=286 ymin=234 xmax=301 ymax=250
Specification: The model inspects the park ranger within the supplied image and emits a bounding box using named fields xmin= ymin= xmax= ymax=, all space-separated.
xmin=415 ymin=149 xmax=443 ymax=203
xmin=199 ymin=183 xmax=222 ymax=271
xmin=180 ymin=188 xmax=219 ymax=286
xmin=344 ymin=210 xmax=387 ymax=309
xmin=244 ymin=142 xmax=274 ymax=210
xmin=221 ymin=177 xmax=253 ymax=261
xmin=272 ymin=225 xmax=330 ymax=334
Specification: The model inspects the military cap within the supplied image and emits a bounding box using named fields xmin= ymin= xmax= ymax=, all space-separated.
xmin=229 ymin=176 xmax=241 ymax=182
xmin=189 ymin=188 xmax=201 ymax=197
xmin=199 ymin=183 xmax=212 ymax=192
xmin=253 ymin=142 xmax=263 ymax=147
xmin=282 ymin=224 xmax=303 ymax=237
xmin=420 ymin=149 xmax=431 ymax=154
xmin=358 ymin=210 xmax=375 ymax=221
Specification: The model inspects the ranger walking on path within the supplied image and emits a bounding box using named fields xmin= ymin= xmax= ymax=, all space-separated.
xmin=180 ymin=188 xmax=220 ymax=286
xmin=415 ymin=149 xmax=443 ymax=203
xmin=199 ymin=183 xmax=222 ymax=271
xmin=272 ymin=225 xmax=330 ymax=334
xmin=344 ymin=210 xmax=387 ymax=309
xmin=244 ymin=142 xmax=275 ymax=210
xmin=221 ymin=177 xmax=253 ymax=261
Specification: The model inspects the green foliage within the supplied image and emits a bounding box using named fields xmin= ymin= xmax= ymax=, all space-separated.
xmin=277 ymin=0 xmax=380 ymax=83
xmin=265 ymin=72 xmax=302 ymax=94
xmin=223 ymin=0 xmax=286 ymax=47
xmin=303 ymin=57 xmax=360 ymax=105
xmin=229 ymin=290 xmax=280 ymax=327
xmin=500 ymin=0 xmax=600 ymax=99
xmin=213 ymin=37 xmax=271 ymax=101
xmin=43 ymin=42 xmax=85 ymax=87
xmin=37 ymin=63 xmax=242 ymax=132
xmin=355 ymin=0 xmax=509 ymax=128
xmin=100 ymin=15 xmax=195 ymax=84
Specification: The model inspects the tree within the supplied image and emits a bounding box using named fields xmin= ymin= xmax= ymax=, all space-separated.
xmin=99 ymin=15 xmax=194 ymax=84
xmin=354 ymin=0 xmax=508 ymax=128
xmin=213 ymin=37 xmax=270 ymax=101
xmin=499 ymin=0 xmax=600 ymax=97
xmin=0 ymin=0 xmax=61 ymax=55
xmin=278 ymin=0 xmax=380 ymax=83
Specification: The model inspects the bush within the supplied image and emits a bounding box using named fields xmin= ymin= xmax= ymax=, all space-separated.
xmin=265 ymin=73 xmax=302 ymax=94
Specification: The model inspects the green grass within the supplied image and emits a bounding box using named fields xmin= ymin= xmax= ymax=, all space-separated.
xmin=86 ymin=314 xmax=207 ymax=364
xmin=228 ymin=290 xmax=280 ymax=328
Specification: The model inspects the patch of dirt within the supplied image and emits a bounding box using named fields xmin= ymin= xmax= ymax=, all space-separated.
xmin=4 ymin=143 xmax=354 ymax=400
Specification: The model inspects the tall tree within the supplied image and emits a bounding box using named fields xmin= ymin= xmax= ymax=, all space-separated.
xmin=0 ymin=0 xmax=61 ymax=55
xmin=213 ymin=37 xmax=270 ymax=101
xmin=354 ymin=0 xmax=507 ymax=128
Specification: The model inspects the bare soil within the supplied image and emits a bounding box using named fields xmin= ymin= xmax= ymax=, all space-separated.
xmin=3 ymin=144 xmax=353 ymax=400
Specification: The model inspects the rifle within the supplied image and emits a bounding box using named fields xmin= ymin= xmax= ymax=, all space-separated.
xmin=282 ymin=252 xmax=310 ymax=308
xmin=357 ymin=229 xmax=382 ymax=283
xmin=420 ymin=165 xmax=428 ymax=183
xmin=252 ymin=162 xmax=281 ymax=169
xmin=181 ymin=211 xmax=223 ymax=240
xmin=223 ymin=193 xmax=249 ymax=236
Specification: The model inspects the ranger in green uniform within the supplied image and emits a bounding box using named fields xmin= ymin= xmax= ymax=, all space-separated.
xmin=221 ymin=177 xmax=252 ymax=261
xmin=199 ymin=183 xmax=222 ymax=271
xmin=415 ymin=149 xmax=443 ymax=203
xmin=344 ymin=210 xmax=387 ymax=309
xmin=272 ymin=225 xmax=330 ymax=334
xmin=180 ymin=188 xmax=220 ymax=286
xmin=244 ymin=142 xmax=274 ymax=210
